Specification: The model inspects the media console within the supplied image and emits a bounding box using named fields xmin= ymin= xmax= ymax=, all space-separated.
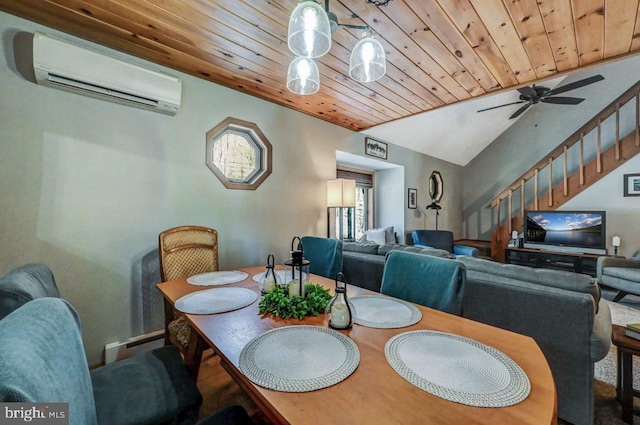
xmin=505 ymin=247 xmax=609 ymax=277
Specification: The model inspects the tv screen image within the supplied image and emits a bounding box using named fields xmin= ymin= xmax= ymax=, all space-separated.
xmin=524 ymin=210 xmax=606 ymax=254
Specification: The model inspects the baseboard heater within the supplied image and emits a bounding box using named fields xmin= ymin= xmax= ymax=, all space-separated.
xmin=104 ymin=329 xmax=165 ymax=364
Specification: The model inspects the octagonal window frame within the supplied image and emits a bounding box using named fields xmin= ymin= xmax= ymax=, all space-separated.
xmin=206 ymin=117 xmax=272 ymax=190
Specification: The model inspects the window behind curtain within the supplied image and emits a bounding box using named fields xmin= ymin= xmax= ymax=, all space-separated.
xmin=336 ymin=168 xmax=373 ymax=241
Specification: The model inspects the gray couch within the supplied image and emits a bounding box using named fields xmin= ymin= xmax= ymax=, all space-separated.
xmin=458 ymin=256 xmax=611 ymax=425
xmin=342 ymin=242 xmax=451 ymax=292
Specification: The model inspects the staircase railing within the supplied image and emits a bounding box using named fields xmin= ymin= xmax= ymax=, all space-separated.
xmin=488 ymin=81 xmax=640 ymax=261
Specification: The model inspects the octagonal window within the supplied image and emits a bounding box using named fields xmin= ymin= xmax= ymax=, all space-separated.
xmin=206 ymin=117 xmax=272 ymax=190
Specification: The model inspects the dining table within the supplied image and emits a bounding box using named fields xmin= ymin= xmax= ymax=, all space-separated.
xmin=157 ymin=266 xmax=557 ymax=425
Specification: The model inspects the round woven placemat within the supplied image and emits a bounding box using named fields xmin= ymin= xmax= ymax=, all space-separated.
xmin=175 ymin=287 xmax=257 ymax=314
xmin=187 ymin=270 xmax=249 ymax=286
xmin=350 ymin=296 xmax=422 ymax=329
xmin=239 ymin=325 xmax=360 ymax=392
xmin=385 ymin=330 xmax=530 ymax=407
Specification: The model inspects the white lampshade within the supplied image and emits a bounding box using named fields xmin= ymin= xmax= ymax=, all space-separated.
xmin=612 ymin=236 xmax=621 ymax=247
xmin=349 ymin=33 xmax=386 ymax=83
xmin=327 ymin=178 xmax=356 ymax=207
xmin=288 ymin=0 xmax=332 ymax=58
xmin=287 ymin=57 xmax=320 ymax=95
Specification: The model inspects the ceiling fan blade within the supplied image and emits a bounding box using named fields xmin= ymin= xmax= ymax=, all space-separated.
xmin=509 ymin=102 xmax=532 ymax=119
xmin=541 ymin=96 xmax=584 ymax=105
xmin=477 ymin=101 xmax=526 ymax=113
xmin=517 ymin=86 xmax=536 ymax=97
xmin=546 ymin=75 xmax=604 ymax=96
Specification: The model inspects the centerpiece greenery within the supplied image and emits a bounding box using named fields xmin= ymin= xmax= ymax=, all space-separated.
xmin=259 ymin=283 xmax=332 ymax=320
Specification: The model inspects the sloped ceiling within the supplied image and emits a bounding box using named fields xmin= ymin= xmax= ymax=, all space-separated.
xmin=1 ymin=1 xmax=640 ymax=164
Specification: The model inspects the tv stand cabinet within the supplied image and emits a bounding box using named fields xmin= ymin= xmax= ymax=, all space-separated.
xmin=505 ymin=248 xmax=606 ymax=277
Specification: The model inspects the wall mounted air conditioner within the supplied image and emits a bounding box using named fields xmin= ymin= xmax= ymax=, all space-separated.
xmin=32 ymin=32 xmax=182 ymax=116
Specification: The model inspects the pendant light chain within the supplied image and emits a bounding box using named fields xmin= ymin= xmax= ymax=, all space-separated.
xmin=365 ymin=0 xmax=392 ymax=6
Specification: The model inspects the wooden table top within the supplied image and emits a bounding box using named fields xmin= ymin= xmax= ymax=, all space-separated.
xmin=612 ymin=324 xmax=640 ymax=355
xmin=157 ymin=266 xmax=557 ymax=425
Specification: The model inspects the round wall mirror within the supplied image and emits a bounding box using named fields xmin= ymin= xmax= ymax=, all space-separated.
xmin=429 ymin=171 xmax=443 ymax=203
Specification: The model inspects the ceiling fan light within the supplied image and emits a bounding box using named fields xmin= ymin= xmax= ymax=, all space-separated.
xmin=349 ymin=34 xmax=386 ymax=83
xmin=287 ymin=57 xmax=320 ymax=95
xmin=288 ymin=0 xmax=332 ymax=58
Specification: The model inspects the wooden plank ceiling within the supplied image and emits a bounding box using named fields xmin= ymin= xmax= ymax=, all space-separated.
xmin=2 ymin=0 xmax=640 ymax=131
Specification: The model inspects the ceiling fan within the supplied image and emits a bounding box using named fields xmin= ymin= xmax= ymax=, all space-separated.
xmin=477 ymin=74 xmax=605 ymax=119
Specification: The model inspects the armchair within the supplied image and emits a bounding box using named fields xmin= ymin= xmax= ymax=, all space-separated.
xmin=409 ymin=230 xmax=479 ymax=257
xmin=597 ymin=250 xmax=640 ymax=302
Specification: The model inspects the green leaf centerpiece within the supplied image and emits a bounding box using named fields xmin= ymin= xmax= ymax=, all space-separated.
xmin=258 ymin=283 xmax=332 ymax=320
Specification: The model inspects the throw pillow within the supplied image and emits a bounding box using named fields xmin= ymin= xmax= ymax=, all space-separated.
xmin=365 ymin=228 xmax=386 ymax=245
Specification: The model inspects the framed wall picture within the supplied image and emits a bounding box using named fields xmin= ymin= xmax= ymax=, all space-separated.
xmin=365 ymin=137 xmax=387 ymax=160
xmin=624 ymin=173 xmax=640 ymax=196
xmin=408 ymin=188 xmax=417 ymax=209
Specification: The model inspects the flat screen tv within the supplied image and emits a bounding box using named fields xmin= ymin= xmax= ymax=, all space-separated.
xmin=523 ymin=210 xmax=607 ymax=255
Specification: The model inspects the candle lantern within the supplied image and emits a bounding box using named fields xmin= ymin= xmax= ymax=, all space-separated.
xmin=284 ymin=236 xmax=310 ymax=298
xmin=325 ymin=272 xmax=354 ymax=330
xmin=259 ymin=254 xmax=279 ymax=295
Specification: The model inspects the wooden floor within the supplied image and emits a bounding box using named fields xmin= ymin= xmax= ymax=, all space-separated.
xmin=196 ymin=351 xmax=271 ymax=424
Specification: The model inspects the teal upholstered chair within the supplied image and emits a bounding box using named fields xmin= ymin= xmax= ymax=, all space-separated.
xmin=0 ymin=297 xmax=203 ymax=425
xmin=0 ymin=263 xmax=60 ymax=320
xmin=300 ymin=236 xmax=343 ymax=280
xmin=410 ymin=230 xmax=479 ymax=257
xmin=380 ymin=250 xmax=466 ymax=315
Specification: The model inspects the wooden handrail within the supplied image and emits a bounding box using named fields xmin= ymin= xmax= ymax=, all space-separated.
xmin=488 ymin=80 xmax=640 ymax=209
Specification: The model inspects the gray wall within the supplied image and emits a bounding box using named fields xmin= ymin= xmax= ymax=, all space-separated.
xmin=0 ymin=11 xmax=462 ymax=364
xmin=463 ymin=56 xmax=640 ymax=258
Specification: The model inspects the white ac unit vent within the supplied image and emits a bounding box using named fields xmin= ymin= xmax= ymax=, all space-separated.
xmin=32 ymin=32 xmax=182 ymax=116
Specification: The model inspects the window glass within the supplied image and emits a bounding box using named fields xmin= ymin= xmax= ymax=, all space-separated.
xmin=206 ymin=118 xmax=272 ymax=190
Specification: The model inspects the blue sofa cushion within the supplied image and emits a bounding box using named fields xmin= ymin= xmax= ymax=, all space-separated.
xmin=0 ymin=298 xmax=98 ymax=425
xmin=0 ymin=263 xmax=60 ymax=320
xmin=91 ymin=345 xmax=202 ymax=425
xmin=380 ymin=251 xmax=466 ymax=315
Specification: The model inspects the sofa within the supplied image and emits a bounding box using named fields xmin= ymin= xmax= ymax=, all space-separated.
xmin=342 ymin=242 xmax=451 ymax=292
xmin=458 ymin=256 xmax=611 ymax=425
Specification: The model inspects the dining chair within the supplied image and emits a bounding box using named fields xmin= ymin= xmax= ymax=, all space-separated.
xmin=380 ymin=250 xmax=466 ymax=315
xmin=159 ymin=225 xmax=219 ymax=380
xmin=300 ymin=236 xmax=343 ymax=280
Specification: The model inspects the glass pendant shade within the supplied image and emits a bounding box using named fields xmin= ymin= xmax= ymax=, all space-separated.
xmin=287 ymin=57 xmax=320 ymax=95
xmin=288 ymin=0 xmax=332 ymax=58
xmin=349 ymin=34 xmax=386 ymax=83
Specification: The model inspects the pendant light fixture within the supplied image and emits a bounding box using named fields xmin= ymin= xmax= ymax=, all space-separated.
xmin=286 ymin=0 xmax=387 ymax=95
xmin=287 ymin=57 xmax=320 ymax=95
xmin=349 ymin=29 xmax=386 ymax=83
xmin=287 ymin=0 xmax=332 ymax=58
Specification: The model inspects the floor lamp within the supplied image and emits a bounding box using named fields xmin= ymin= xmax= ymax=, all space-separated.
xmin=327 ymin=178 xmax=356 ymax=239
xmin=426 ymin=200 xmax=442 ymax=231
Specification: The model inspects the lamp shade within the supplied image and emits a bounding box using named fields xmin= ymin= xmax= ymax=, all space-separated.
xmin=287 ymin=57 xmax=320 ymax=95
xmin=287 ymin=0 xmax=332 ymax=58
xmin=349 ymin=34 xmax=386 ymax=83
xmin=327 ymin=178 xmax=356 ymax=207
